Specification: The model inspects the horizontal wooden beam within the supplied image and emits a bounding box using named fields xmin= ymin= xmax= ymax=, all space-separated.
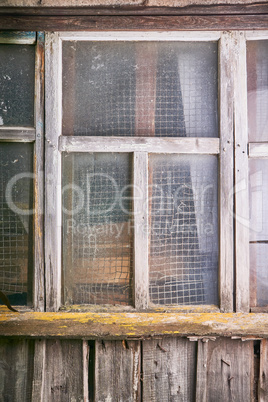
xmin=1 ymin=4 xmax=268 ymax=16
xmin=0 ymin=127 xmax=36 ymax=142
xmin=1 ymin=309 xmax=268 ymax=338
xmin=0 ymin=15 xmax=268 ymax=31
xmin=0 ymin=30 xmax=36 ymax=44
xmin=249 ymin=142 xmax=268 ymax=158
xmin=59 ymin=136 xmax=220 ymax=154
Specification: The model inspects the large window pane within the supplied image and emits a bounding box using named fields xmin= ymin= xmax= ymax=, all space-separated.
xmin=249 ymin=159 xmax=268 ymax=307
xmin=62 ymin=153 xmax=133 ymax=306
xmin=0 ymin=143 xmax=33 ymax=306
xmin=149 ymin=154 xmax=218 ymax=305
xmin=247 ymin=41 xmax=268 ymax=142
xmin=62 ymin=41 xmax=218 ymax=138
xmin=0 ymin=45 xmax=35 ymax=127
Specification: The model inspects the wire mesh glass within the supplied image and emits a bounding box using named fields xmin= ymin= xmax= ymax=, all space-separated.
xmin=149 ymin=154 xmax=218 ymax=306
xmin=0 ymin=143 xmax=33 ymax=305
xmin=62 ymin=152 xmax=133 ymax=305
xmin=62 ymin=41 xmax=218 ymax=138
xmin=249 ymin=159 xmax=268 ymax=307
xmin=0 ymin=44 xmax=35 ymax=127
xmin=247 ymin=40 xmax=268 ymax=142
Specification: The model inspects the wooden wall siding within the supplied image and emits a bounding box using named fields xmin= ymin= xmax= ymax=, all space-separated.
xmin=43 ymin=339 xmax=84 ymax=401
xmin=198 ymin=338 xmax=254 ymax=402
xmin=94 ymin=340 xmax=141 ymax=401
xmin=142 ymin=338 xmax=196 ymax=401
xmin=259 ymin=339 xmax=268 ymax=402
xmin=0 ymin=339 xmax=34 ymax=402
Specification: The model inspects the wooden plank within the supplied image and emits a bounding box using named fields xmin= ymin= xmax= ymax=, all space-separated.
xmin=234 ymin=32 xmax=250 ymax=313
xmin=59 ymin=136 xmax=220 ymax=154
xmin=205 ymin=338 xmax=254 ymax=401
xmin=31 ymin=339 xmax=46 ymax=402
xmin=43 ymin=339 xmax=84 ymax=401
xmin=3 ymin=310 xmax=268 ymax=338
xmin=1 ymin=15 xmax=268 ymax=31
xmin=59 ymin=30 xmax=221 ymax=41
xmin=33 ymin=32 xmax=45 ymax=312
xmin=95 ymin=340 xmax=141 ymax=401
xmin=259 ymin=339 xmax=268 ymax=401
xmin=142 ymin=337 xmax=196 ymax=401
xmin=246 ymin=30 xmax=268 ymax=40
xmin=0 ymin=338 xmax=34 ymax=401
xmin=195 ymin=339 xmax=208 ymax=401
xmin=249 ymin=143 xmax=268 ymax=158
xmin=219 ymin=32 xmax=235 ymax=312
xmin=0 ymin=30 xmax=36 ymax=44
xmin=83 ymin=340 xmax=89 ymax=402
xmin=134 ymin=152 xmax=149 ymax=310
xmin=1 ymin=5 xmax=268 ymax=16
xmin=0 ymin=127 xmax=35 ymax=142
xmin=45 ymin=32 xmax=62 ymax=311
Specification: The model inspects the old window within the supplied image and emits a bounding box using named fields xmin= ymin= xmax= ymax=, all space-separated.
xmin=45 ymin=31 xmax=233 ymax=312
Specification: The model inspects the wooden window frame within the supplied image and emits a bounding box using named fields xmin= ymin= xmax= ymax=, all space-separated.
xmin=0 ymin=31 xmax=44 ymax=312
xmin=45 ymin=30 xmax=234 ymax=313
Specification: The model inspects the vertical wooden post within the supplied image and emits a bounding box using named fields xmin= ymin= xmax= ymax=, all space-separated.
xmin=133 ymin=152 xmax=149 ymax=310
xmin=219 ymin=32 xmax=235 ymax=312
xmin=34 ymin=32 xmax=45 ymax=312
xmin=234 ymin=32 xmax=250 ymax=313
xmin=45 ymin=33 xmax=62 ymax=311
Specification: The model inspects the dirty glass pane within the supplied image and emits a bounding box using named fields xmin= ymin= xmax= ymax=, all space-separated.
xmin=149 ymin=154 xmax=218 ymax=305
xmin=0 ymin=143 xmax=33 ymax=306
xmin=0 ymin=45 xmax=35 ymax=127
xmin=62 ymin=41 xmax=218 ymax=137
xmin=62 ymin=153 xmax=133 ymax=305
xmin=247 ymin=41 xmax=268 ymax=142
xmin=249 ymin=159 xmax=268 ymax=307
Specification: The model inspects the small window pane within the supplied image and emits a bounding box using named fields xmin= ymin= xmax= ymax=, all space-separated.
xmin=0 ymin=45 xmax=35 ymax=127
xmin=62 ymin=41 xmax=218 ymax=138
xmin=149 ymin=154 xmax=218 ymax=306
xmin=247 ymin=41 xmax=268 ymax=142
xmin=249 ymin=159 xmax=268 ymax=307
xmin=62 ymin=153 xmax=133 ymax=306
xmin=0 ymin=143 xmax=33 ymax=306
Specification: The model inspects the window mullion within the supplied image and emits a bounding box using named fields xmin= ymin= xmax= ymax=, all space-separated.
xmin=45 ymin=32 xmax=62 ymax=312
xmin=133 ymin=151 xmax=149 ymax=310
xmin=219 ymin=32 xmax=236 ymax=312
xmin=233 ymin=31 xmax=250 ymax=313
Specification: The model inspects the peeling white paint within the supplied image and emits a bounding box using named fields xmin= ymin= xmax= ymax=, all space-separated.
xmin=0 ymin=116 xmax=4 ymax=125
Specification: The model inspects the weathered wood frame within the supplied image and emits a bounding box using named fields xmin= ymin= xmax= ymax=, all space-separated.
xmin=45 ymin=30 xmax=235 ymax=313
xmin=0 ymin=31 xmax=45 ymax=311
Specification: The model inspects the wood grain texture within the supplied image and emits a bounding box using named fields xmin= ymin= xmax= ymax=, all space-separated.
xmin=1 ymin=15 xmax=268 ymax=31
xmin=95 ymin=340 xmax=141 ymax=401
xmin=142 ymin=337 xmax=196 ymax=401
xmin=2 ymin=310 xmax=268 ymax=338
xmin=134 ymin=152 xmax=149 ymax=310
xmin=234 ymin=32 xmax=250 ymax=313
xmin=43 ymin=339 xmax=84 ymax=401
xmin=34 ymin=32 xmax=45 ymax=312
xmin=59 ymin=136 xmax=220 ymax=154
xmin=0 ymin=127 xmax=35 ymax=142
xmin=0 ymin=338 xmax=34 ymax=402
xmin=259 ymin=339 xmax=268 ymax=401
xmin=45 ymin=32 xmax=62 ymax=311
xmin=31 ymin=339 xmax=46 ymax=401
xmin=204 ymin=338 xmax=254 ymax=401
xmin=195 ymin=339 xmax=208 ymax=401
xmin=219 ymin=32 xmax=235 ymax=313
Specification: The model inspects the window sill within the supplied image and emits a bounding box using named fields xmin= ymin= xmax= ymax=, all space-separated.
xmin=0 ymin=307 xmax=267 ymax=339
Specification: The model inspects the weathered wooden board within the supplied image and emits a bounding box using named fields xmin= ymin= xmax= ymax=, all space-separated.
xmin=0 ymin=338 xmax=34 ymax=401
xmin=142 ymin=337 xmax=196 ymax=401
xmin=94 ymin=340 xmax=141 ymax=401
xmin=259 ymin=339 xmax=268 ymax=401
xmin=31 ymin=339 xmax=46 ymax=401
xmin=197 ymin=338 xmax=254 ymax=401
xmin=2 ymin=310 xmax=268 ymax=338
xmin=43 ymin=339 xmax=84 ymax=401
xmin=0 ymin=15 xmax=268 ymax=31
